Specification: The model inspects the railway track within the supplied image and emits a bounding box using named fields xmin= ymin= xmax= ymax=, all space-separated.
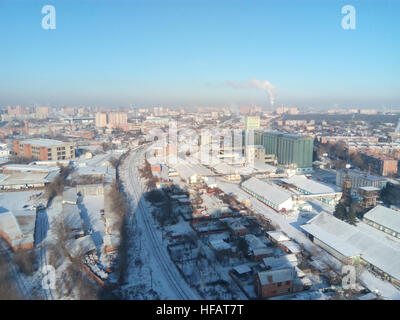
xmin=123 ymin=148 xmax=199 ymax=300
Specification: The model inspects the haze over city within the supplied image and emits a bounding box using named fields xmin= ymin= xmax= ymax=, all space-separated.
xmin=1 ymin=0 xmax=399 ymax=109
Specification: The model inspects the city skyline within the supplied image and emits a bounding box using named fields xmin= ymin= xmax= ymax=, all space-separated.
xmin=0 ymin=0 xmax=399 ymax=108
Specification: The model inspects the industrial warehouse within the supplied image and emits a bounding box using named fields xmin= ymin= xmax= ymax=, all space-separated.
xmin=302 ymin=211 xmax=400 ymax=286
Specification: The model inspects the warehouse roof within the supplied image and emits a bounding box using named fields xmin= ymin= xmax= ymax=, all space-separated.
xmin=301 ymin=213 xmax=361 ymax=257
xmin=2 ymin=164 xmax=60 ymax=173
xmin=0 ymin=171 xmax=57 ymax=187
xmin=363 ymin=205 xmax=400 ymax=233
xmin=282 ymin=175 xmax=340 ymax=194
xmin=242 ymin=177 xmax=292 ymax=206
xmin=302 ymin=212 xmax=400 ymax=281
xmin=174 ymin=162 xmax=214 ymax=180
xmin=213 ymin=162 xmax=240 ymax=175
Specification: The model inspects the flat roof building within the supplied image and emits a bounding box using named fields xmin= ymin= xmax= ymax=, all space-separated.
xmin=302 ymin=212 xmax=400 ymax=285
xmin=363 ymin=205 xmax=400 ymax=239
xmin=241 ymin=177 xmax=293 ymax=212
xmin=13 ymin=139 xmax=76 ymax=161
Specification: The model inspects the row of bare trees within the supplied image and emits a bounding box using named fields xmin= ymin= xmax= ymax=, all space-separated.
xmin=138 ymin=159 xmax=158 ymax=190
xmin=47 ymin=217 xmax=100 ymax=299
xmin=0 ymin=254 xmax=23 ymax=299
xmin=44 ymin=166 xmax=74 ymax=201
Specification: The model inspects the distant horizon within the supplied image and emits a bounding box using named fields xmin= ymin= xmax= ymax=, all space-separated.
xmin=2 ymin=104 xmax=400 ymax=112
xmin=0 ymin=0 xmax=399 ymax=108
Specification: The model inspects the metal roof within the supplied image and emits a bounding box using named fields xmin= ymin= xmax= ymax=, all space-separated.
xmin=364 ymin=205 xmax=400 ymax=233
xmin=302 ymin=212 xmax=400 ymax=281
xmin=242 ymin=177 xmax=292 ymax=206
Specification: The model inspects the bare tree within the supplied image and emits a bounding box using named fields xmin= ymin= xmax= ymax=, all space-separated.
xmin=12 ymin=249 xmax=37 ymax=276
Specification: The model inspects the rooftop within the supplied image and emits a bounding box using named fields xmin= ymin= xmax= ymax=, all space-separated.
xmin=363 ymin=205 xmax=400 ymax=233
xmin=257 ymin=267 xmax=296 ymax=286
xmin=21 ymin=139 xmax=67 ymax=147
xmin=282 ymin=175 xmax=340 ymax=194
xmin=242 ymin=177 xmax=292 ymax=206
xmin=302 ymin=212 xmax=400 ymax=281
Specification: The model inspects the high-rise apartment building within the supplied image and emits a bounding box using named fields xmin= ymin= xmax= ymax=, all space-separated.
xmin=95 ymin=112 xmax=108 ymax=127
xmin=95 ymin=112 xmax=128 ymax=128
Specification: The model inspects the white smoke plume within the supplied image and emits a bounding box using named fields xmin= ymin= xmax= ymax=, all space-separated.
xmin=227 ymin=78 xmax=276 ymax=106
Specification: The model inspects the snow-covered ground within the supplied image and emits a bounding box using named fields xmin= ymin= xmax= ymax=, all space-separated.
xmin=213 ymin=177 xmax=400 ymax=299
xmin=118 ymin=146 xmax=201 ymax=300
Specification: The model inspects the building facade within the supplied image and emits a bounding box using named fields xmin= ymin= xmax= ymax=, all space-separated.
xmin=13 ymin=139 xmax=76 ymax=161
xmin=252 ymin=131 xmax=313 ymax=172
xmin=336 ymin=169 xmax=387 ymax=192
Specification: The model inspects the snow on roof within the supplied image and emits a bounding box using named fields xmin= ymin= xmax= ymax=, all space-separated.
xmin=359 ymin=186 xmax=381 ymax=192
xmin=301 ymin=214 xmax=360 ymax=257
xmin=62 ymin=204 xmax=82 ymax=230
xmin=204 ymin=177 xmax=217 ymax=187
xmin=302 ymin=212 xmax=400 ymax=281
xmin=253 ymin=162 xmax=277 ymax=173
xmin=2 ymin=164 xmax=60 ymax=173
xmin=213 ymin=162 xmax=240 ymax=175
xmin=253 ymin=247 xmax=274 ymax=256
xmin=62 ymin=187 xmax=78 ymax=204
xmin=262 ymin=254 xmax=298 ymax=269
xmin=267 ymin=231 xmax=290 ymax=243
xmin=21 ymin=139 xmax=66 ymax=147
xmin=147 ymin=156 xmax=160 ymax=166
xmin=242 ymin=177 xmax=292 ymax=206
xmin=257 ymin=267 xmax=296 ymax=286
xmin=363 ymin=205 xmax=400 ymax=233
xmin=280 ymin=240 xmax=302 ymax=254
xmin=0 ymin=210 xmax=23 ymax=240
xmin=0 ymin=172 xmax=54 ymax=186
xmin=245 ymin=234 xmax=267 ymax=250
xmin=233 ymin=264 xmax=252 ymax=275
xmin=209 ymin=239 xmax=231 ymax=251
xmin=66 ymin=235 xmax=96 ymax=256
xmin=74 ymin=164 xmax=115 ymax=179
xmin=282 ymin=175 xmax=340 ymax=194
xmin=174 ymin=162 xmax=214 ymax=180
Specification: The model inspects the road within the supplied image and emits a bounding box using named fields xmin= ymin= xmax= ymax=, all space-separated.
xmin=121 ymin=146 xmax=200 ymax=300
xmin=34 ymin=208 xmax=54 ymax=300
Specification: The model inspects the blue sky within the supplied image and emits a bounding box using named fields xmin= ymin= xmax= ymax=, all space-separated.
xmin=0 ymin=0 xmax=399 ymax=109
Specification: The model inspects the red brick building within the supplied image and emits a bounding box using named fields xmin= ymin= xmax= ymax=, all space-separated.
xmin=255 ymin=268 xmax=295 ymax=298
xmin=13 ymin=139 xmax=76 ymax=161
xmin=360 ymin=152 xmax=398 ymax=177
